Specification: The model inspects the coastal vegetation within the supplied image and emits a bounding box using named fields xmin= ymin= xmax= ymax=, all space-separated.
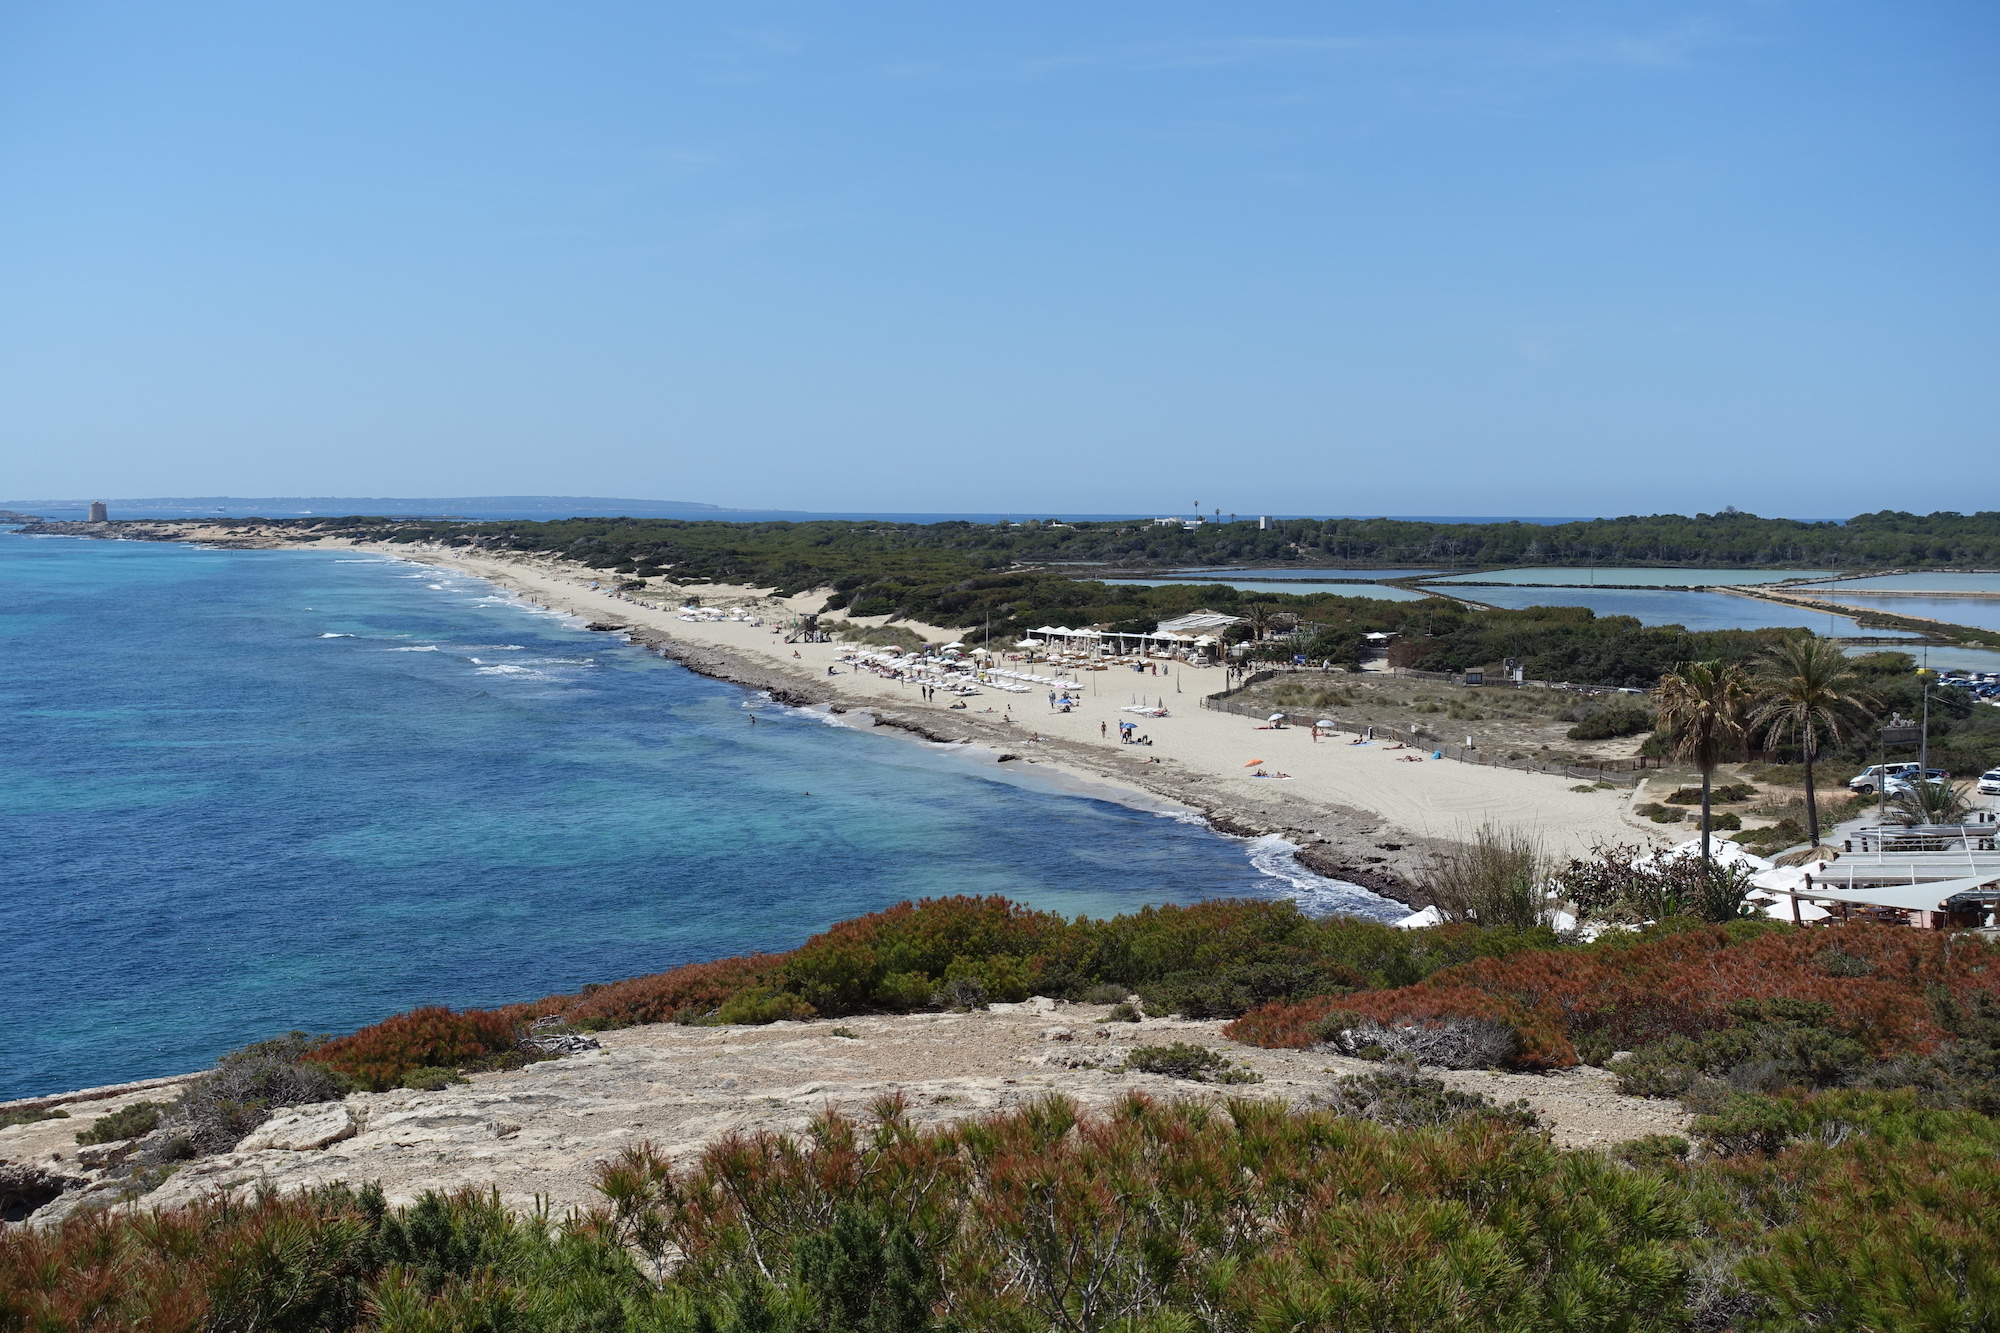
xmin=9 ymin=1088 xmax=1994 ymax=1333
xmin=148 ymin=509 xmax=2000 ymax=674
xmin=9 ymin=908 xmax=2000 ymax=1329
xmin=247 ymin=507 xmax=2000 ymax=576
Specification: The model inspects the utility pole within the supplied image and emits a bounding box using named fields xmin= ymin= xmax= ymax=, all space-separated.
xmin=1919 ymin=666 xmax=1934 ymax=777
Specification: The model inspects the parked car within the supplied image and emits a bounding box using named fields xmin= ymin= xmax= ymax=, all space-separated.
xmin=1881 ymin=769 xmax=1952 ymax=797
xmin=1980 ymin=769 xmax=2000 ymax=796
xmin=1850 ymin=763 xmax=1921 ymax=794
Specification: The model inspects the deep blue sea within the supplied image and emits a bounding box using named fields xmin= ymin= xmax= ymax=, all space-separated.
xmin=0 ymin=531 xmax=1397 ymax=1100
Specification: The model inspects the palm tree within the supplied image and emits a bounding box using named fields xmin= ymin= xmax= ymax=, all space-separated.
xmin=1749 ymin=637 xmax=1879 ymax=849
xmin=1889 ymin=778 xmax=1974 ymax=828
xmin=1652 ymin=660 xmax=1753 ymax=868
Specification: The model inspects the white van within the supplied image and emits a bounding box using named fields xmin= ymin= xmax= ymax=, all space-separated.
xmin=1850 ymin=763 xmax=1920 ymax=794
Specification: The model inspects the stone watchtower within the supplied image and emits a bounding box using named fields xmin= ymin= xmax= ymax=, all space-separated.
xmin=88 ymin=501 xmax=107 ymax=522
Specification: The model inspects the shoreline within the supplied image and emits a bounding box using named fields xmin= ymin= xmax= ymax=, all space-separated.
xmin=14 ymin=521 xmax=1682 ymax=902
xmin=385 ymin=545 xmax=1433 ymax=909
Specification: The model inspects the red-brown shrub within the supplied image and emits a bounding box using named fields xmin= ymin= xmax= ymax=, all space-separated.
xmin=558 ymin=953 xmax=787 ymax=1029
xmin=1226 ymin=923 xmax=2000 ymax=1070
xmin=307 ymin=1005 xmax=526 ymax=1089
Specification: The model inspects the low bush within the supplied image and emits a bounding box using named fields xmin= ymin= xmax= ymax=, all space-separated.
xmin=566 ymin=954 xmax=786 ymax=1029
xmin=398 ymin=1066 xmax=469 ymax=1091
xmin=307 ymin=1009 xmax=522 ymax=1091
xmin=1731 ymin=817 xmax=1805 ymax=853
xmin=73 ymin=1100 xmax=165 ymax=1145
xmin=1317 ymin=1065 xmax=1541 ymax=1131
xmin=170 ymin=1032 xmax=356 ymax=1154
xmin=1565 ymin=704 xmax=1655 ymax=740
xmin=1229 ymin=923 xmax=2000 ymax=1077
xmin=831 ymin=622 xmax=930 ymax=649
xmin=1136 ymin=960 xmax=1365 ymax=1019
xmin=1664 ymin=782 xmax=1757 ymax=805
xmin=1122 ymin=1043 xmax=1262 ymax=1083
xmin=5 ymin=1093 xmax=1998 ymax=1331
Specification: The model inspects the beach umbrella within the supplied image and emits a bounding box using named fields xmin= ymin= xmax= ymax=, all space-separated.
xmin=1268 ymin=713 xmax=1285 ymax=723
xmin=1243 ymin=758 xmax=1265 ymax=767
xmin=943 ymin=641 xmax=966 ymax=648
xmin=1317 ymin=719 xmax=1336 ymax=728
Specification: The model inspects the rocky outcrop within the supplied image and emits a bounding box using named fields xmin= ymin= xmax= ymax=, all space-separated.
xmin=7 ymin=1003 xmax=1691 ymax=1229
xmin=235 ymin=1103 xmax=361 ymax=1153
xmin=0 ymin=1164 xmax=85 ymax=1224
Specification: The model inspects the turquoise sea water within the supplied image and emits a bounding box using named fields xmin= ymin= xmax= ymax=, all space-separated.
xmin=0 ymin=532 xmax=1399 ymax=1099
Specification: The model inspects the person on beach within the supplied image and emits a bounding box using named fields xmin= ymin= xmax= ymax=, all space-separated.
xmin=1101 ymin=721 xmax=1107 ymax=739
xmin=1048 ymin=690 xmax=1056 ymax=709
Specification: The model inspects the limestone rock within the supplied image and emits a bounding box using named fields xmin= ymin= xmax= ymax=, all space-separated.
xmin=236 ymin=1103 xmax=359 ymax=1153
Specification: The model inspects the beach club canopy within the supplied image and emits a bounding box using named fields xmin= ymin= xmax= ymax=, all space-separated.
xmin=1015 ymin=638 xmax=1044 ymax=647
xmin=942 ymin=642 xmax=966 ymax=648
xmin=1791 ymin=875 xmax=2000 ymax=913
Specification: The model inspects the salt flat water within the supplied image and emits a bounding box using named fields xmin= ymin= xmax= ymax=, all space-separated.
xmin=1821 ymin=573 xmax=2000 ymax=594
xmin=1163 ymin=568 xmax=1452 ymax=581
xmin=1817 ymin=594 xmax=2000 ymax=635
xmin=1848 ymin=644 xmax=2000 ymax=674
xmin=0 ymin=532 xmax=1397 ymax=1099
xmin=1429 ymin=567 xmax=1836 ymax=587
xmin=1109 ymin=578 xmax=1428 ymax=601
xmin=1448 ymin=585 xmax=1921 ymax=636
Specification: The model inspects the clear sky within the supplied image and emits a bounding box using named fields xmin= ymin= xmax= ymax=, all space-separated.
xmin=1 ymin=2 xmax=1993 ymax=517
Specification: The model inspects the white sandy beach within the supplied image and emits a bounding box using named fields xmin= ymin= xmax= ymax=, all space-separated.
xmin=369 ymin=545 xmax=1667 ymax=877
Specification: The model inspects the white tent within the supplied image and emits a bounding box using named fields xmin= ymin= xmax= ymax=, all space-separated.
xmin=1791 ymin=875 xmax=1999 ymax=913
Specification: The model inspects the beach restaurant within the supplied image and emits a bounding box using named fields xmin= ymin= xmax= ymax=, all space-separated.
xmin=1026 ymin=611 xmax=1242 ymax=663
xmin=1757 ymin=828 xmax=2000 ymax=929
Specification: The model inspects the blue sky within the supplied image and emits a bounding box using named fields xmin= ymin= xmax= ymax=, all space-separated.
xmin=1 ymin=2 xmax=1993 ymax=517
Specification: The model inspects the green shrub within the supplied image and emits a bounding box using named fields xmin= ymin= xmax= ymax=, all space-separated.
xmin=1319 ymin=1067 xmax=1540 ymax=1131
xmin=1124 ymin=1043 xmax=1232 ymax=1081
xmin=1613 ymin=1134 xmax=1690 ymax=1169
xmin=712 ymin=987 xmax=817 ymax=1025
xmin=1665 ymin=783 xmax=1757 ymax=805
xmin=1615 ymin=999 xmax=1870 ymax=1102
xmin=873 ymin=971 xmax=936 ymax=1011
xmin=1102 ymin=1002 xmax=1142 ymax=1023
xmin=1731 ymin=817 xmax=1804 ymax=852
xmin=1137 ymin=960 xmax=1363 ymax=1020
xmin=1079 ymin=982 xmax=1130 ymax=1004
xmin=1565 ymin=705 xmax=1655 ymax=740
xmin=397 ymin=1067 xmax=468 ymax=1091
xmin=74 ymin=1101 xmax=165 ymax=1145
xmin=169 ymin=1033 xmax=358 ymax=1155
